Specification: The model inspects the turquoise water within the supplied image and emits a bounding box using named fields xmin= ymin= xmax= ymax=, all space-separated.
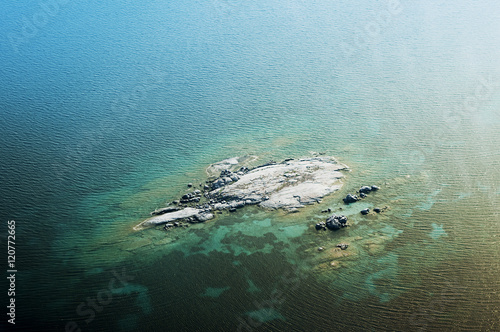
xmin=1 ymin=0 xmax=500 ymax=330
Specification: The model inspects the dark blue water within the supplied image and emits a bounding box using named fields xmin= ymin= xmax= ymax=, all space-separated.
xmin=1 ymin=0 xmax=500 ymax=331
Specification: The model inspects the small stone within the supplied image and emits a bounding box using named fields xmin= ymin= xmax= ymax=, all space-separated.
xmin=371 ymin=185 xmax=380 ymax=191
xmin=315 ymin=222 xmax=326 ymax=230
xmin=336 ymin=243 xmax=348 ymax=250
xmin=318 ymin=247 xmax=324 ymax=251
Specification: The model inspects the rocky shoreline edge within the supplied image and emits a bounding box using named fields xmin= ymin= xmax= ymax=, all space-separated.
xmin=133 ymin=156 xmax=349 ymax=231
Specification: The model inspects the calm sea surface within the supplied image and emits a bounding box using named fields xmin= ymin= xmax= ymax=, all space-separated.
xmin=1 ymin=0 xmax=499 ymax=331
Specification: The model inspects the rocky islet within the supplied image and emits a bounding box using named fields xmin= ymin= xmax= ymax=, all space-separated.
xmin=134 ymin=156 xmax=348 ymax=230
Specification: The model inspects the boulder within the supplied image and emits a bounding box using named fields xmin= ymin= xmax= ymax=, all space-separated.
xmin=361 ymin=208 xmax=370 ymax=215
xmin=343 ymin=194 xmax=359 ymax=204
xmin=371 ymin=185 xmax=380 ymax=191
xmin=211 ymin=178 xmax=226 ymax=190
xmin=359 ymin=186 xmax=372 ymax=194
xmin=325 ymin=216 xmax=342 ymax=230
xmin=324 ymin=214 xmax=348 ymax=230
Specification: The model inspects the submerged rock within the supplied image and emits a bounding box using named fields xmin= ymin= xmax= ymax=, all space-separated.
xmin=336 ymin=243 xmax=348 ymax=250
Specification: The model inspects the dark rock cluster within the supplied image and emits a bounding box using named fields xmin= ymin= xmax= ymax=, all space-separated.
xmin=141 ymin=157 xmax=348 ymax=231
xmin=180 ymin=190 xmax=202 ymax=204
xmin=315 ymin=214 xmax=348 ymax=231
xmin=343 ymin=194 xmax=359 ymax=204
xmin=154 ymin=167 xmax=255 ymax=230
xmin=343 ymin=185 xmax=379 ymax=204
xmin=210 ymin=167 xmax=250 ymax=190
